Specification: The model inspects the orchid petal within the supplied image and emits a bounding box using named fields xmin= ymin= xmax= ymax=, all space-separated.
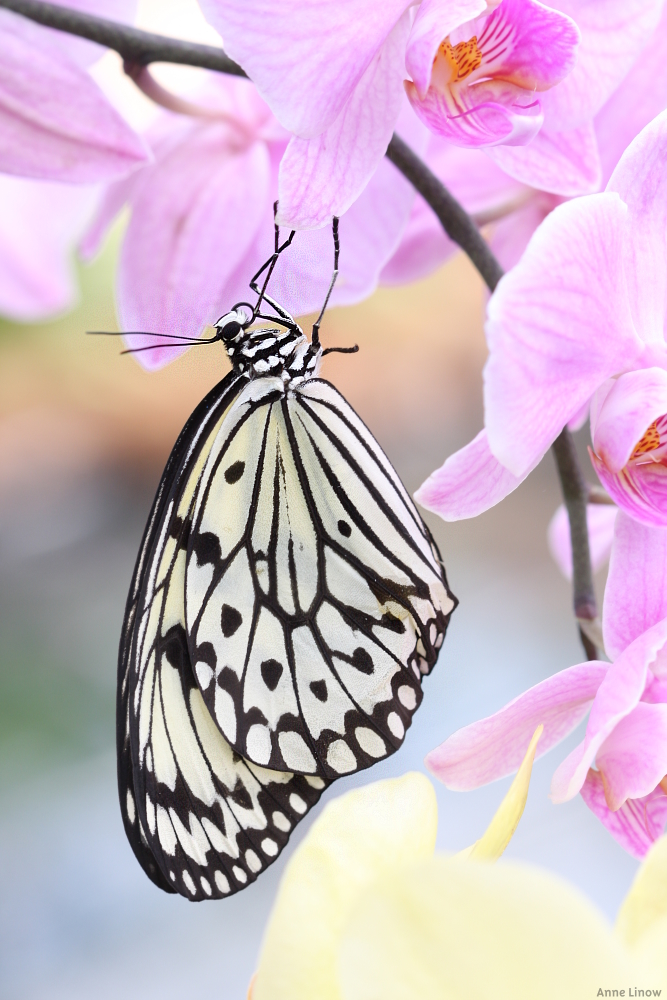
xmin=253 ymin=773 xmax=437 ymax=1000
xmin=607 ymin=109 xmax=667 ymax=344
xmin=198 ymin=0 xmax=411 ymax=139
xmin=484 ymin=193 xmax=641 ymax=477
xmin=580 ymin=769 xmax=667 ymax=859
xmin=406 ymin=0 xmax=487 ymax=98
xmin=117 ymin=132 xmax=270 ymax=370
xmin=426 ymin=662 xmax=607 ymax=790
xmin=603 ymin=512 xmax=667 ymax=660
xmin=551 ymin=619 xmax=667 ymax=802
xmin=406 ymin=75 xmax=544 ymax=148
xmin=414 ymin=428 xmax=537 ymax=521
xmin=592 ymin=369 xmax=667 ymax=473
xmin=596 ymin=703 xmax=667 ymax=810
xmin=271 ymin=131 xmax=417 ymax=313
xmin=277 ymin=13 xmax=410 ymax=228
xmin=0 ymin=9 xmax=148 ymax=183
xmin=547 ymin=503 xmax=617 ymax=581
xmin=0 ymin=174 xmax=97 ymax=320
xmin=595 ymin=3 xmax=667 ymax=185
xmin=541 ymin=0 xmax=663 ymax=133
xmin=486 ymin=122 xmax=602 ymax=196
xmin=381 ymin=139 xmax=524 ymax=285
xmin=592 ymin=452 xmax=667 ymax=529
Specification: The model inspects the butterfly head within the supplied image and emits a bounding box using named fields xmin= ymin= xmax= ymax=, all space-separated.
xmin=214 ymin=307 xmax=252 ymax=348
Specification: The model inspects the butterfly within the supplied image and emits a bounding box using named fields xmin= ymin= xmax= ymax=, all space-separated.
xmin=116 ymin=217 xmax=457 ymax=900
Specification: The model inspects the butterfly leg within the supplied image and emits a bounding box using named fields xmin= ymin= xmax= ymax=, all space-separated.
xmin=311 ymin=216 xmax=340 ymax=349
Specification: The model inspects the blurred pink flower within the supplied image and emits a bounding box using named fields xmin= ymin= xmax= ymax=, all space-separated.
xmin=415 ymin=110 xmax=667 ymax=522
xmin=81 ymin=77 xmax=420 ymax=370
xmin=426 ymin=509 xmax=667 ymax=858
xmin=405 ymin=0 xmax=578 ymax=149
xmin=547 ymin=503 xmax=618 ymax=581
xmin=0 ymin=174 xmax=98 ymax=321
xmin=0 ymin=3 xmax=148 ymax=183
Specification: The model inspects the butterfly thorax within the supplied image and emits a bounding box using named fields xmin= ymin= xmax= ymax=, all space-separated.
xmin=216 ymin=310 xmax=322 ymax=386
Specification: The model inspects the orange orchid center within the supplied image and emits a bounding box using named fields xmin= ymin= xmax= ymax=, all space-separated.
xmin=632 ymin=420 xmax=661 ymax=459
xmin=438 ymin=36 xmax=483 ymax=82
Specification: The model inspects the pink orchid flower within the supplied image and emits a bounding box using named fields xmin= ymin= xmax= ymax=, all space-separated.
xmin=405 ymin=0 xmax=579 ymax=150
xmin=0 ymin=174 xmax=98 ymax=320
xmin=589 ymin=369 xmax=667 ymax=527
xmin=415 ymin=109 xmax=667 ymax=524
xmin=81 ymin=77 xmax=420 ymax=370
xmin=0 ymin=3 xmax=148 ymax=183
xmin=427 ymin=509 xmax=667 ymax=858
xmin=199 ymin=0 xmax=582 ymax=227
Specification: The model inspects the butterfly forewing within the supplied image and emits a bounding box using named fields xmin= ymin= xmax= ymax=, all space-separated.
xmin=183 ymin=377 xmax=456 ymax=781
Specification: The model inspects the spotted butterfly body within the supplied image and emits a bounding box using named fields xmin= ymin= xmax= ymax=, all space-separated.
xmin=118 ymin=310 xmax=456 ymax=901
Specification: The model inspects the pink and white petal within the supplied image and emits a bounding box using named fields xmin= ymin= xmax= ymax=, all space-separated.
xmin=0 ymin=10 xmax=148 ymax=183
xmin=592 ymin=368 xmax=667 ymax=473
xmin=607 ymin=109 xmax=667 ymax=345
xmin=407 ymin=76 xmax=544 ymax=148
xmin=487 ymin=192 xmax=556 ymax=272
xmin=603 ymin=511 xmax=667 ymax=660
xmin=79 ymin=170 xmax=143 ymax=260
xmin=118 ymin=132 xmax=270 ymax=370
xmin=591 ymin=453 xmax=667 ymax=529
xmin=580 ymin=769 xmax=667 ymax=859
xmin=486 ymin=122 xmax=601 ymax=195
xmin=595 ymin=3 xmax=667 ymax=185
xmin=466 ymin=0 xmax=579 ymax=91
xmin=596 ymin=703 xmax=667 ymax=810
xmin=589 ymin=378 xmax=616 ymax=442
xmin=541 ymin=0 xmax=663 ymax=133
xmin=277 ymin=13 xmax=410 ymax=229
xmin=382 ymin=141 xmax=526 ymax=285
xmin=547 ymin=503 xmax=617 ymax=581
xmin=198 ymin=0 xmax=411 ymax=138
xmin=0 ymin=175 xmax=97 ymax=320
xmin=406 ymin=0 xmax=487 ymax=98
xmin=271 ymin=146 xmax=416 ymax=315
xmin=426 ymin=661 xmax=608 ymax=790
xmin=414 ymin=428 xmax=539 ymax=521
xmin=551 ymin=618 xmax=667 ymax=801
xmin=484 ymin=193 xmax=642 ymax=477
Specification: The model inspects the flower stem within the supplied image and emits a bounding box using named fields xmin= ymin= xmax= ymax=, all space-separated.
xmin=1 ymin=0 xmax=598 ymax=657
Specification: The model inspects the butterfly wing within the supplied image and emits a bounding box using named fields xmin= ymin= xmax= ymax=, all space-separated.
xmin=185 ymin=377 xmax=456 ymax=781
xmin=118 ymin=371 xmax=327 ymax=900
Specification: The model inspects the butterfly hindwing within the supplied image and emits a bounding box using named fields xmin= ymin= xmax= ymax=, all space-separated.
xmin=118 ymin=371 xmax=328 ymax=900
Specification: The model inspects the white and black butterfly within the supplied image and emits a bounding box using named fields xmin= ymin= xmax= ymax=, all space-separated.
xmin=117 ymin=219 xmax=457 ymax=901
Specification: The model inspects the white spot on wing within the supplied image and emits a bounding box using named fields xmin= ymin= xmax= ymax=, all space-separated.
xmin=126 ymin=789 xmax=136 ymax=825
xmin=261 ymin=837 xmax=278 ymax=857
xmin=278 ymin=730 xmax=316 ymax=772
xmin=355 ymin=727 xmax=386 ymax=759
xmin=398 ymin=685 xmax=417 ymax=711
xmin=245 ymin=849 xmax=261 ymax=873
xmin=233 ymin=865 xmax=247 ymax=884
xmin=214 ymin=871 xmax=230 ymax=893
xmin=289 ymin=793 xmax=307 ymax=814
xmin=326 ymin=740 xmax=356 ymax=774
xmin=183 ymin=870 xmax=196 ymax=894
xmin=272 ymin=811 xmax=290 ymax=832
xmin=387 ymin=712 xmax=405 ymax=740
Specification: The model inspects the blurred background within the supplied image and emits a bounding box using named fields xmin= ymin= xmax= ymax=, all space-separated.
xmin=0 ymin=227 xmax=639 ymax=998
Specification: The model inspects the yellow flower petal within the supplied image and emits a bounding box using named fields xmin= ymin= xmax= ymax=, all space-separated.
xmin=339 ymin=857 xmax=639 ymax=1000
xmin=253 ymin=772 xmax=437 ymax=1000
xmin=458 ymin=724 xmax=543 ymax=861
xmin=616 ymin=835 xmax=667 ymax=987
xmin=616 ymin=835 xmax=667 ymax=947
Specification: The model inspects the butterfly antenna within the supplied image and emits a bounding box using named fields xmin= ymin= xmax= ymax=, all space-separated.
xmin=311 ymin=216 xmax=339 ymax=349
